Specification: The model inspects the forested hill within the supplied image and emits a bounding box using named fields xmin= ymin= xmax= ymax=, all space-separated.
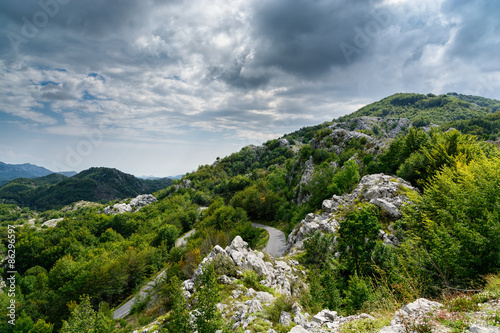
xmin=0 ymin=167 xmax=172 ymax=210
xmin=338 ymin=92 xmax=500 ymax=124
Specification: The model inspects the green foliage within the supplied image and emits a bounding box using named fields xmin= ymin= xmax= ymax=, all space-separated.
xmin=343 ymin=274 xmax=374 ymax=314
xmin=192 ymin=265 xmax=224 ymax=333
xmin=338 ymin=205 xmax=381 ymax=276
xmin=339 ymin=93 xmax=496 ymax=124
xmin=303 ymin=231 xmax=334 ymax=267
xmin=165 ymin=276 xmax=191 ymax=333
xmin=340 ymin=317 xmax=389 ymax=333
xmin=265 ymin=294 xmax=294 ymax=324
xmin=403 ymin=155 xmax=500 ymax=286
xmin=0 ymin=167 xmax=173 ymax=210
xmin=152 ymin=224 xmax=179 ymax=251
xmin=202 ymin=200 xmax=249 ymax=230
xmin=329 ymin=160 xmax=360 ymax=196
xmin=212 ymin=253 xmax=237 ymax=277
xmin=60 ymin=296 xmax=116 ymax=333
xmin=29 ymin=319 xmax=54 ymax=333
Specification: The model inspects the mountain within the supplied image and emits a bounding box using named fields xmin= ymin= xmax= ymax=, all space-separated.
xmin=0 ymin=167 xmax=173 ymax=210
xmin=339 ymin=92 xmax=500 ymax=124
xmin=3 ymin=93 xmax=500 ymax=332
xmin=0 ymin=162 xmax=53 ymax=186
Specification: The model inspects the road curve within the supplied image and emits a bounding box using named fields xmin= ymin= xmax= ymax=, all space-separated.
xmin=251 ymin=222 xmax=286 ymax=257
xmin=113 ymin=224 xmax=286 ymax=319
xmin=113 ymin=229 xmax=196 ymax=319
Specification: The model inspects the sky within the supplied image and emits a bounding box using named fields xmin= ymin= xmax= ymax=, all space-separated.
xmin=0 ymin=0 xmax=499 ymax=177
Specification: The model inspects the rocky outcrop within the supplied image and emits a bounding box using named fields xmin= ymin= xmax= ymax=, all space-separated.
xmin=332 ymin=116 xmax=411 ymax=139
xmin=41 ymin=218 xmax=63 ymax=228
xmin=103 ymin=194 xmax=157 ymax=214
xmin=295 ymin=157 xmax=316 ymax=205
xmin=378 ymin=298 xmax=443 ymax=332
xmin=178 ymin=236 xmax=308 ymax=330
xmin=287 ymin=173 xmax=417 ymax=253
xmin=189 ymin=236 xmax=307 ymax=298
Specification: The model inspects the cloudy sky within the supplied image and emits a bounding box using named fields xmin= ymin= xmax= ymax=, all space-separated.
xmin=0 ymin=0 xmax=499 ymax=177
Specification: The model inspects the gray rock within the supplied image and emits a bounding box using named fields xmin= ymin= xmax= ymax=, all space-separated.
xmin=182 ymin=279 xmax=195 ymax=293
xmin=279 ymin=311 xmax=293 ymax=326
xmin=370 ymin=198 xmax=402 ymax=219
xmin=41 ymin=218 xmax=63 ymax=228
xmin=289 ymin=325 xmax=310 ymax=333
xmin=467 ymin=324 xmax=500 ymax=333
xmin=245 ymin=299 xmax=262 ymax=314
xmin=255 ymin=291 xmax=275 ymax=304
xmin=378 ymin=325 xmax=404 ymax=333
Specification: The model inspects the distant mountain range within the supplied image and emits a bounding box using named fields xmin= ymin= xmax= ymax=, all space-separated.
xmin=0 ymin=162 xmax=76 ymax=186
xmin=0 ymin=166 xmax=173 ymax=210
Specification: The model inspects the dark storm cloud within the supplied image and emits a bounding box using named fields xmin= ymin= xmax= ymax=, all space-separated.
xmin=250 ymin=0 xmax=388 ymax=78
xmin=441 ymin=0 xmax=500 ymax=70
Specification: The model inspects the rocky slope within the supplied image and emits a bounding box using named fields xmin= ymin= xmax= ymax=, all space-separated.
xmin=287 ymin=173 xmax=417 ymax=253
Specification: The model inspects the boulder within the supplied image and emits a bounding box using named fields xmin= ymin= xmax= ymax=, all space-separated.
xmin=467 ymin=324 xmax=500 ymax=333
xmin=289 ymin=326 xmax=309 ymax=333
xmin=279 ymin=311 xmax=293 ymax=326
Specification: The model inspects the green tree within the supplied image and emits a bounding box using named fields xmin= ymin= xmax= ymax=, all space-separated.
xmin=337 ymin=205 xmax=381 ymax=276
xmin=165 ymin=276 xmax=191 ymax=333
xmin=29 ymin=319 xmax=54 ymax=333
xmin=404 ymin=155 xmax=500 ymax=286
xmin=193 ymin=265 xmax=224 ymax=333
xmin=152 ymin=224 xmax=179 ymax=251
xmin=60 ymin=296 xmax=116 ymax=333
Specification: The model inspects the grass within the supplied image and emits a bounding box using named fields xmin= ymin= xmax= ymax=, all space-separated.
xmin=340 ymin=317 xmax=390 ymax=333
xmin=254 ymin=229 xmax=270 ymax=251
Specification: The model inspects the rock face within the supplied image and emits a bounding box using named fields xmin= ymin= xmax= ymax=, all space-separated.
xmin=333 ymin=116 xmax=412 ymax=139
xmin=103 ymin=194 xmax=157 ymax=214
xmin=190 ymin=236 xmax=307 ymax=297
xmin=287 ymin=173 xmax=417 ymax=253
xmin=179 ymin=236 xmax=310 ymax=330
xmin=41 ymin=218 xmax=63 ymax=228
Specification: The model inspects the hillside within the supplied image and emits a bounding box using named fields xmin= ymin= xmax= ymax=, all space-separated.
xmin=1 ymin=93 xmax=499 ymax=333
xmin=339 ymin=92 xmax=500 ymax=125
xmin=0 ymin=167 xmax=173 ymax=210
xmin=0 ymin=173 xmax=68 ymax=204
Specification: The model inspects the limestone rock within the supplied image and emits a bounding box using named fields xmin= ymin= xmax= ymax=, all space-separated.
xmin=289 ymin=326 xmax=309 ymax=333
xmin=103 ymin=194 xmax=157 ymax=215
xmin=286 ymin=173 xmax=416 ymax=253
xmin=467 ymin=324 xmax=500 ymax=333
xmin=41 ymin=218 xmax=63 ymax=228
xmin=279 ymin=311 xmax=293 ymax=326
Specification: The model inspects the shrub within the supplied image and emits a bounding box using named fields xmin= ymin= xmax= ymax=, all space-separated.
xmin=344 ymin=274 xmax=375 ymax=314
xmin=265 ymin=294 xmax=294 ymax=323
xmin=303 ymin=231 xmax=334 ymax=267
xmin=340 ymin=317 xmax=390 ymax=333
xmin=212 ymin=253 xmax=237 ymax=277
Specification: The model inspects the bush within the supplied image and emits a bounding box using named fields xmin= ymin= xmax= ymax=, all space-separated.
xmin=265 ymin=294 xmax=294 ymax=323
xmin=340 ymin=317 xmax=390 ymax=333
xmin=344 ymin=274 xmax=374 ymax=314
xmin=303 ymin=231 xmax=334 ymax=267
xmin=212 ymin=253 xmax=237 ymax=277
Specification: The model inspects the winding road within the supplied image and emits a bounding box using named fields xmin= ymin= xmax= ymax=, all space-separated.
xmin=113 ymin=224 xmax=286 ymax=319
xmin=251 ymin=222 xmax=287 ymax=258
xmin=113 ymin=229 xmax=196 ymax=319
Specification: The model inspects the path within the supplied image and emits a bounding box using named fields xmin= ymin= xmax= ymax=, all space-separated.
xmin=251 ymin=222 xmax=286 ymax=257
xmin=113 ymin=223 xmax=286 ymax=319
xmin=113 ymin=229 xmax=196 ymax=319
